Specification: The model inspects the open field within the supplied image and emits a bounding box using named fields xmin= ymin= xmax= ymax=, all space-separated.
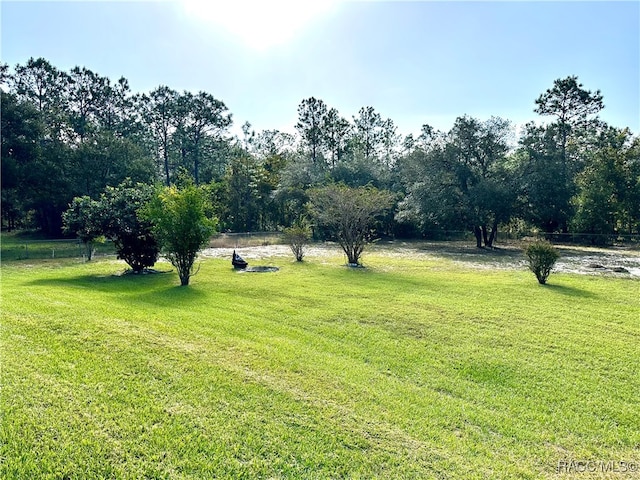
xmin=1 ymin=246 xmax=639 ymax=479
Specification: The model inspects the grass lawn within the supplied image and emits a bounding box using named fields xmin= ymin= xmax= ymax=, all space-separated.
xmin=0 ymin=231 xmax=116 ymax=261
xmin=1 ymin=250 xmax=639 ymax=479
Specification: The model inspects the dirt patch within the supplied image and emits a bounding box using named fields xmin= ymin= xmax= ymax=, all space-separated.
xmin=201 ymin=241 xmax=640 ymax=278
xmin=202 ymin=245 xmax=332 ymax=261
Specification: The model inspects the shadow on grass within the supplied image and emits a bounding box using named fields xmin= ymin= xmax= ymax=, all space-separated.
xmin=28 ymin=270 xmax=169 ymax=287
xmin=542 ymin=282 xmax=595 ymax=299
xmin=126 ymin=283 xmax=209 ymax=308
xmin=25 ymin=270 xmax=190 ymax=296
xmin=27 ymin=271 xmax=209 ymax=309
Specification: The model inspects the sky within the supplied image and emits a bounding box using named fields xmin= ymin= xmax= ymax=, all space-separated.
xmin=2 ymin=0 xmax=639 ymax=139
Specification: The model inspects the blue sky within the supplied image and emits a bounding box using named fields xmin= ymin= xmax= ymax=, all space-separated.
xmin=2 ymin=1 xmax=639 ymax=138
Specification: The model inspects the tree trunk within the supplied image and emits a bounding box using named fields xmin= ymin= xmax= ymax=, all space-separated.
xmin=481 ymin=225 xmax=489 ymax=247
xmin=194 ymin=137 xmax=200 ymax=185
xmin=194 ymin=154 xmax=199 ymax=185
xmin=486 ymin=220 xmax=498 ymax=248
xmin=164 ymin=150 xmax=171 ymax=186
xmin=473 ymin=226 xmax=483 ymax=248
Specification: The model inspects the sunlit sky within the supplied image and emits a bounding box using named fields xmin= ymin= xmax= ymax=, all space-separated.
xmin=2 ymin=1 xmax=639 ymax=138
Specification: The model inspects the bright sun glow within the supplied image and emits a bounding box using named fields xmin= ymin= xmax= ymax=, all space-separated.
xmin=182 ymin=0 xmax=339 ymax=51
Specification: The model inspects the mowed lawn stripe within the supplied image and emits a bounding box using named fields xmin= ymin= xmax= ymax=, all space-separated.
xmin=2 ymin=255 xmax=639 ymax=479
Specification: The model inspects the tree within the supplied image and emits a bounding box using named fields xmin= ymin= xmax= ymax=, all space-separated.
xmin=1 ymin=91 xmax=44 ymax=230
xmin=8 ymin=59 xmax=77 ymax=233
xmin=515 ymin=123 xmax=573 ymax=234
xmin=142 ymin=86 xmax=180 ymax=185
xmin=98 ymin=76 xmax=138 ymax=136
xmin=67 ymin=66 xmax=110 ymax=142
xmin=572 ymin=127 xmax=640 ymax=239
xmin=296 ymin=97 xmax=327 ymax=164
xmin=309 ymin=184 xmax=394 ymax=265
xmin=71 ymin=131 xmax=155 ymax=199
xmin=323 ymin=107 xmax=351 ymax=167
xmin=534 ymin=76 xmax=604 ymax=160
xmin=531 ymin=76 xmax=604 ymax=232
xmin=145 ymin=180 xmax=217 ymax=286
xmin=380 ymin=118 xmax=400 ymax=169
xmin=352 ymin=106 xmax=383 ymax=161
xmin=283 ymin=219 xmax=311 ymax=262
xmin=223 ymin=155 xmax=262 ymax=231
xmin=397 ymin=116 xmax=515 ymax=247
xmin=97 ymin=181 xmax=160 ymax=273
xmin=173 ymin=91 xmax=232 ymax=184
xmin=240 ymin=121 xmax=255 ymax=151
xmin=62 ymin=181 xmax=159 ymax=270
xmin=250 ymin=129 xmax=296 ymax=160
xmin=10 ymin=57 xmax=71 ymax=141
xmin=62 ymin=196 xmax=102 ymax=260
xmin=272 ymin=154 xmax=325 ymax=228
xmin=0 ymin=62 xmax=9 ymax=85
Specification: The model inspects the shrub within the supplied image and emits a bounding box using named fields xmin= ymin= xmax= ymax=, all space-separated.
xmin=63 ymin=182 xmax=158 ymax=269
xmin=525 ymin=240 xmax=560 ymax=284
xmin=144 ymin=181 xmax=217 ymax=286
xmin=98 ymin=181 xmax=160 ymax=273
xmin=309 ymin=184 xmax=394 ymax=265
xmin=283 ymin=220 xmax=311 ymax=262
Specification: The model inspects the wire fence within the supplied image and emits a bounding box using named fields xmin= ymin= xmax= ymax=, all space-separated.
xmin=530 ymin=232 xmax=640 ymax=246
xmin=1 ymin=238 xmax=117 ymax=261
xmin=417 ymin=230 xmax=640 ymax=247
xmin=1 ymin=233 xmax=288 ymax=262
xmin=2 ymin=229 xmax=638 ymax=262
xmin=207 ymin=232 xmax=287 ymax=249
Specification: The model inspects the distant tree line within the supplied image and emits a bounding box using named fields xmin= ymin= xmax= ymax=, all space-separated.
xmin=2 ymin=58 xmax=639 ymax=243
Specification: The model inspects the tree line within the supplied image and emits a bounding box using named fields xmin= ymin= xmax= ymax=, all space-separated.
xmin=2 ymin=57 xmax=639 ymax=244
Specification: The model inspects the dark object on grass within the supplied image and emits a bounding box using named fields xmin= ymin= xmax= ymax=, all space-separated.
xmin=232 ymin=250 xmax=248 ymax=269
xmin=612 ymin=266 xmax=630 ymax=273
xmin=588 ymin=263 xmax=606 ymax=269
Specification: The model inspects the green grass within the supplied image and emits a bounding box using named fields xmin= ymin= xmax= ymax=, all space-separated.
xmin=1 ymin=231 xmax=116 ymax=261
xmin=1 ymin=252 xmax=639 ymax=479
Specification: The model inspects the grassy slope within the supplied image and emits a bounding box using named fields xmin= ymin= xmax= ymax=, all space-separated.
xmin=1 ymin=253 xmax=639 ymax=479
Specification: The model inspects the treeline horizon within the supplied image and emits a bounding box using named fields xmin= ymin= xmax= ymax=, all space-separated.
xmin=2 ymin=57 xmax=639 ymax=245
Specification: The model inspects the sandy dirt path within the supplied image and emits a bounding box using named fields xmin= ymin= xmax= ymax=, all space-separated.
xmin=201 ymin=241 xmax=640 ymax=278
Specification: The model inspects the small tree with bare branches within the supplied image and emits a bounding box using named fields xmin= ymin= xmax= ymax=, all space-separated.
xmin=283 ymin=219 xmax=311 ymax=262
xmin=309 ymin=184 xmax=394 ymax=265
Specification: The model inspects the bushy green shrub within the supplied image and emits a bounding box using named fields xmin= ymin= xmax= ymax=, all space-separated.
xmin=144 ymin=181 xmax=217 ymax=286
xmin=283 ymin=220 xmax=311 ymax=262
xmin=98 ymin=181 xmax=160 ymax=273
xmin=63 ymin=181 xmax=158 ymax=269
xmin=525 ymin=240 xmax=560 ymax=284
